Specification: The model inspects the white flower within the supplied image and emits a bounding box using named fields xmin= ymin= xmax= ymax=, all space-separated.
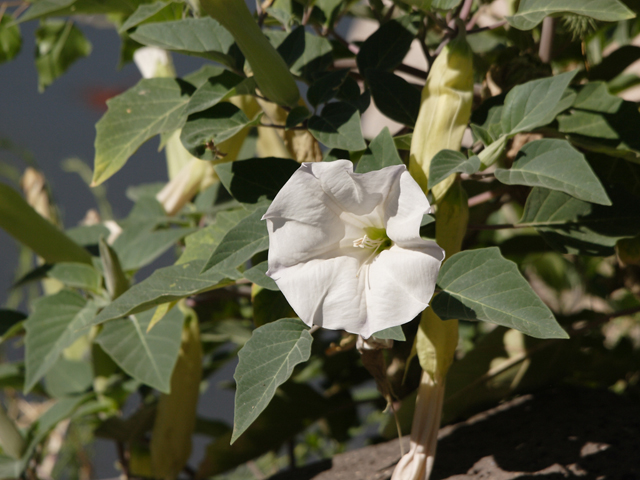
xmin=262 ymin=160 xmax=445 ymax=338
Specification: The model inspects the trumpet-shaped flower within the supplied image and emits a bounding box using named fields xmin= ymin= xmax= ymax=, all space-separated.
xmin=263 ymin=160 xmax=445 ymax=338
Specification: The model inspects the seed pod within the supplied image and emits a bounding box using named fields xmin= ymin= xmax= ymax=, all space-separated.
xmin=409 ymin=32 xmax=474 ymax=202
xmin=200 ymin=0 xmax=300 ymax=107
xmin=150 ymin=310 xmax=203 ymax=480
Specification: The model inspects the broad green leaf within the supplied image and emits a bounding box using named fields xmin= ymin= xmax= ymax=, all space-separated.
xmin=285 ymin=105 xmax=311 ymax=129
xmin=372 ymin=325 xmax=406 ymax=341
xmin=186 ymin=71 xmax=256 ymax=115
xmin=180 ymin=103 xmax=259 ymax=159
xmin=366 ymin=70 xmax=421 ymax=127
xmin=35 ymin=20 xmax=92 ymax=92
xmin=266 ymin=26 xmax=333 ymax=80
xmin=92 ymin=78 xmax=194 ymax=186
xmin=501 ymin=71 xmax=578 ymax=135
xmin=66 ymin=224 xmax=110 ymax=245
xmin=356 ymin=15 xmax=420 ymax=73
xmin=431 ymin=0 xmax=462 ymax=9
xmin=432 ymin=248 xmax=567 ymax=339
xmin=356 ymin=127 xmax=403 ymax=173
xmin=394 ymin=134 xmax=412 ymax=151
xmin=557 ymin=110 xmax=620 ymax=139
xmin=215 ymin=157 xmax=300 ymax=204
xmin=494 ymin=139 xmax=611 ymax=205
xmin=18 ymin=0 xmax=138 ymax=22
xmin=308 ymin=102 xmax=366 ymax=151
xmin=307 ymin=69 xmax=350 ymax=107
xmin=129 ymin=18 xmax=239 ymax=69
xmin=519 ymin=187 xmax=640 ymax=256
xmin=47 ymin=262 xmax=102 ymax=293
xmin=506 ymin=0 xmax=634 ymax=30
xmin=231 ymin=318 xmax=313 ymax=443
xmin=252 ymin=289 xmax=292 ymax=327
xmin=112 ymin=226 xmax=197 ymax=271
xmin=572 ymin=82 xmax=622 ymax=113
xmin=589 ymin=45 xmax=640 ymax=82
xmin=243 ymin=261 xmax=278 ymax=291
xmin=96 ymin=307 xmax=184 ymax=393
xmin=91 ymin=260 xmax=231 ymax=324
xmin=0 ymin=15 xmax=21 ymax=64
xmin=178 ymin=208 xmax=252 ymax=264
xmin=183 ymin=64 xmax=226 ymax=88
xmin=24 ymin=291 xmax=98 ymax=392
xmin=202 ymin=205 xmax=270 ymax=275
xmin=428 ymin=150 xmax=481 ymax=189
xmin=0 ymin=456 xmax=21 ymax=479
xmin=44 ymin=357 xmax=93 ymax=398
xmin=119 ymin=1 xmax=183 ymax=33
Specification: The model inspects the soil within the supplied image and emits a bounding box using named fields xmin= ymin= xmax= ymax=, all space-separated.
xmin=268 ymin=387 xmax=640 ymax=480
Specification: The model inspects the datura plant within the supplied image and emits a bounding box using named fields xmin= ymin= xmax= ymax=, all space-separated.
xmin=2 ymin=0 xmax=640 ymax=479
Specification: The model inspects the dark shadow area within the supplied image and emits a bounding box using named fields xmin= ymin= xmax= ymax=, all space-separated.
xmin=267 ymin=387 xmax=640 ymax=480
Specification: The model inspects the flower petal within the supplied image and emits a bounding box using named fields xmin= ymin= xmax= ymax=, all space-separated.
xmin=384 ymin=170 xmax=433 ymax=245
xmin=362 ymin=244 xmax=443 ymax=337
xmin=270 ymin=256 xmax=369 ymax=334
xmin=264 ymin=164 xmax=344 ymax=268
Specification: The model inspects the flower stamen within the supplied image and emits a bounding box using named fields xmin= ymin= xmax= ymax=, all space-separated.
xmin=353 ymin=234 xmax=384 ymax=250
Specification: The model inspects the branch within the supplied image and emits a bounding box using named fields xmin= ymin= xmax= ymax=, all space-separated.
xmin=467 ymin=20 xmax=507 ymax=34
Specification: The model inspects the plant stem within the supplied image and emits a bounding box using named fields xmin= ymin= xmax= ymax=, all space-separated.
xmin=467 ymin=20 xmax=507 ymax=34
xmin=539 ymin=17 xmax=555 ymax=63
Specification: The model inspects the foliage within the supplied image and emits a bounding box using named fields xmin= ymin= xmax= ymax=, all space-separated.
xmin=1 ymin=0 xmax=640 ymax=478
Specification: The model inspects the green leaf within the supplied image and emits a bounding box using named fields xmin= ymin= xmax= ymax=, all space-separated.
xmin=266 ymin=26 xmax=333 ymax=80
xmin=183 ymin=64 xmax=227 ymax=88
xmin=47 ymin=262 xmax=102 ymax=293
xmin=506 ymin=0 xmax=635 ymax=30
xmin=0 ymin=15 xmax=21 ymax=64
xmin=519 ymin=187 xmax=640 ymax=256
xmin=494 ymin=139 xmax=611 ymax=205
xmin=356 ymin=127 xmax=403 ymax=173
xmin=129 ymin=18 xmax=239 ymax=69
xmin=252 ymin=289 xmax=292 ymax=327
xmin=431 ymin=0 xmax=462 ymax=9
xmin=285 ymin=105 xmax=311 ymax=129
xmin=356 ymin=15 xmax=420 ymax=73
xmin=112 ymin=226 xmax=197 ymax=271
xmin=307 ymin=69 xmax=350 ymax=107
xmin=243 ymin=261 xmax=278 ymax=291
xmin=35 ymin=20 xmax=92 ymax=92
xmin=180 ymin=103 xmax=259 ymax=159
xmin=366 ymin=70 xmax=421 ymax=127
xmin=231 ymin=318 xmax=313 ymax=443
xmin=501 ymin=70 xmax=578 ymax=135
xmin=44 ymin=357 xmax=93 ymax=398
xmin=24 ymin=291 xmax=98 ymax=392
xmin=428 ymin=150 xmax=481 ymax=189
xmin=119 ymin=1 xmax=183 ymax=33
xmin=394 ymin=133 xmax=412 ymax=151
xmin=96 ymin=307 xmax=184 ymax=393
xmin=201 ymin=205 xmax=270 ymax=275
xmin=215 ymin=157 xmax=300 ymax=204
xmin=92 ymin=78 xmax=194 ymax=186
xmin=186 ymin=71 xmax=256 ymax=115
xmin=178 ymin=208 xmax=252 ymax=264
xmin=432 ymin=248 xmax=567 ymax=339
xmin=572 ymin=82 xmax=622 ymax=113
xmin=372 ymin=325 xmax=406 ymax=341
xmin=91 ymin=260 xmax=231 ymax=324
xmin=589 ymin=45 xmax=640 ymax=82
xmin=308 ymin=102 xmax=366 ymax=151
xmin=18 ymin=0 xmax=138 ymax=22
